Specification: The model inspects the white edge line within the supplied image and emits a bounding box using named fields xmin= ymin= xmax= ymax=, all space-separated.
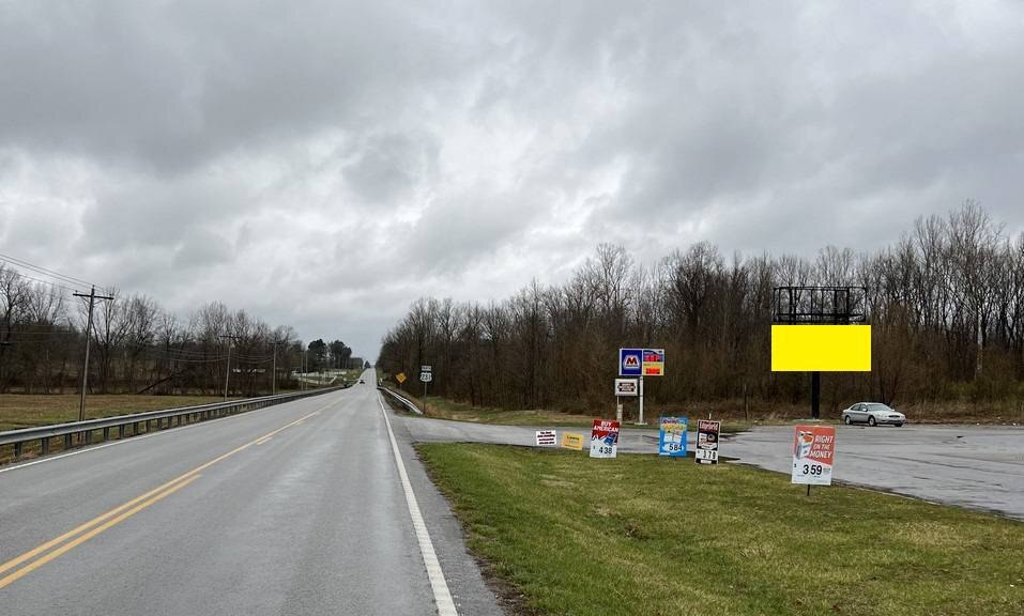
xmin=377 ymin=391 xmax=459 ymax=616
xmin=0 ymin=391 xmax=347 ymax=476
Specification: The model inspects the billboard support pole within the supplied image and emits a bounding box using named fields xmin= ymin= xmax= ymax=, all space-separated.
xmin=811 ymin=371 xmax=821 ymax=419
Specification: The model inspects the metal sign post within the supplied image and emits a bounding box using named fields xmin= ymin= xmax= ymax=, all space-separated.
xmin=639 ymin=375 xmax=645 ymax=425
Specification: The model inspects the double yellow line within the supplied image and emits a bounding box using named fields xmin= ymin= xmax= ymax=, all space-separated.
xmin=0 ymin=403 xmax=332 ymax=589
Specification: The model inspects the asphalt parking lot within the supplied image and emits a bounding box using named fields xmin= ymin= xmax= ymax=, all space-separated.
xmin=726 ymin=424 xmax=1024 ymax=520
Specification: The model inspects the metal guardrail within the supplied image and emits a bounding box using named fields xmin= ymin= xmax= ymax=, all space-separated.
xmin=0 ymin=384 xmax=351 ymax=463
xmin=378 ymin=386 xmax=422 ymax=415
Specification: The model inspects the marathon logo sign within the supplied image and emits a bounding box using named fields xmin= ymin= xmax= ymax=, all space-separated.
xmin=619 ymin=348 xmax=642 ymax=376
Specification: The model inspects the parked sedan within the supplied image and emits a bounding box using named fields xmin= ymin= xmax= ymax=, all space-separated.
xmin=842 ymin=402 xmax=906 ymax=427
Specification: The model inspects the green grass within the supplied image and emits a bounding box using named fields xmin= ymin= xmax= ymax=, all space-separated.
xmin=0 ymin=394 xmax=224 ymax=432
xmin=418 ymin=443 xmax=1024 ymax=616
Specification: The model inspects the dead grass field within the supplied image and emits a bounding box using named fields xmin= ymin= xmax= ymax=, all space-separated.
xmin=0 ymin=394 xmax=224 ymax=432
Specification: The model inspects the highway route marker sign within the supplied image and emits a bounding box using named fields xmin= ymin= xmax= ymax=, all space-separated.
xmin=658 ymin=416 xmax=687 ymax=457
xmin=535 ymin=430 xmax=557 ymax=447
xmin=420 ymin=371 xmax=433 ymax=383
xmin=791 ymin=425 xmax=835 ymax=485
xmin=589 ymin=419 xmax=620 ymax=459
xmin=560 ymin=432 xmax=584 ymax=450
xmin=695 ymin=420 xmax=720 ymax=464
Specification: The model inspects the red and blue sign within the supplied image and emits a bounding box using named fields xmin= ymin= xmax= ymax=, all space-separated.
xmin=619 ymin=348 xmax=642 ymax=376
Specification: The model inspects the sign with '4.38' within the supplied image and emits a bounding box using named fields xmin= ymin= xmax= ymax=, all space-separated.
xmin=589 ymin=420 xmax=620 ymax=459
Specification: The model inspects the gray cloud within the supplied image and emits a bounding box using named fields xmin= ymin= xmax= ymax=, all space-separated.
xmin=2 ymin=0 xmax=1023 ymax=359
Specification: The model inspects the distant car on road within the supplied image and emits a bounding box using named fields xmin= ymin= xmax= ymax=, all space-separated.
xmin=359 ymin=379 xmax=365 ymax=384
xmin=842 ymin=402 xmax=906 ymax=427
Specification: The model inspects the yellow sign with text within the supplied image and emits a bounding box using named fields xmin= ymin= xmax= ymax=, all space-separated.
xmin=396 ymin=372 xmax=407 ymax=384
xmin=771 ymin=325 xmax=871 ymax=372
xmin=560 ymin=432 xmax=584 ymax=451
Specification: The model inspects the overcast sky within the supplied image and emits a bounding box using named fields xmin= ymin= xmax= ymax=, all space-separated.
xmin=1 ymin=1 xmax=1022 ymax=360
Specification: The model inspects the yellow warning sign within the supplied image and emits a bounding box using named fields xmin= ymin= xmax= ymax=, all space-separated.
xmin=771 ymin=325 xmax=871 ymax=372
xmin=560 ymin=432 xmax=584 ymax=451
xmin=396 ymin=372 xmax=407 ymax=384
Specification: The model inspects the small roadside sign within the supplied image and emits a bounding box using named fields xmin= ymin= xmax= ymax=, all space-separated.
xmin=658 ymin=416 xmax=687 ymax=457
xmin=619 ymin=348 xmax=642 ymax=376
xmin=642 ymin=348 xmax=665 ymax=376
xmin=421 ymin=365 xmax=432 ymax=373
xmin=396 ymin=372 xmax=407 ymax=384
xmin=589 ymin=420 xmax=620 ymax=459
xmin=535 ymin=430 xmax=557 ymax=447
xmin=420 ymin=372 xmax=433 ymax=383
xmin=614 ymin=378 xmax=638 ymax=397
xmin=560 ymin=432 xmax=584 ymax=450
xmin=791 ymin=425 xmax=835 ymax=485
xmin=695 ymin=420 xmax=721 ymax=464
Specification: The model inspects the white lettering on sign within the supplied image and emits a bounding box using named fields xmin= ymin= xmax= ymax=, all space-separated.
xmin=614 ymin=378 xmax=638 ymax=397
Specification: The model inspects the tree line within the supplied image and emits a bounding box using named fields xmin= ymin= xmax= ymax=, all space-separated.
xmin=0 ymin=274 xmax=354 ymax=397
xmin=378 ymin=203 xmax=1024 ymax=416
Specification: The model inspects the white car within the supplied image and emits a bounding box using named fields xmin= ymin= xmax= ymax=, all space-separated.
xmin=842 ymin=402 xmax=906 ymax=427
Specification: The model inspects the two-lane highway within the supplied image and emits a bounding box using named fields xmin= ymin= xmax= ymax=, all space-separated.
xmin=0 ymin=372 xmax=503 ymax=615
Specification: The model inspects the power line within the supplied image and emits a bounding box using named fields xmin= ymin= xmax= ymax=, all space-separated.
xmin=0 ymin=253 xmax=100 ymax=289
xmin=0 ymin=266 xmax=80 ymax=295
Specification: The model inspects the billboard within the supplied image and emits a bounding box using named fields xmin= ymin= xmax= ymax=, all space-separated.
xmin=771 ymin=325 xmax=871 ymax=372
xmin=791 ymin=425 xmax=836 ymax=485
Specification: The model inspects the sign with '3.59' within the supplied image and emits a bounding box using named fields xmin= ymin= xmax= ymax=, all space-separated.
xmin=791 ymin=425 xmax=835 ymax=485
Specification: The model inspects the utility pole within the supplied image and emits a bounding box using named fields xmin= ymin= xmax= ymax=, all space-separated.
xmin=0 ymin=341 xmax=11 ymax=399
xmin=74 ymin=287 xmax=114 ymax=423
xmin=219 ymin=335 xmax=241 ymax=400
xmin=271 ymin=339 xmax=284 ymax=395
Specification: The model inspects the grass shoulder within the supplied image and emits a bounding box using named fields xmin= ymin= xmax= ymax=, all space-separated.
xmin=418 ymin=443 xmax=1024 ymax=616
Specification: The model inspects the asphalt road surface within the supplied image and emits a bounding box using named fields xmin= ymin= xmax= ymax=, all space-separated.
xmin=0 ymin=372 xmax=504 ymax=616
xmin=399 ymin=415 xmax=1024 ymax=520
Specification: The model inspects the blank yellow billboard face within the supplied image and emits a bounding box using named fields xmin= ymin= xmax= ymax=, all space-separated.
xmin=771 ymin=325 xmax=871 ymax=372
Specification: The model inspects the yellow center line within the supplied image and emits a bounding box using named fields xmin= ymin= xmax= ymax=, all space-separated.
xmin=255 ymin=436 xmax=273 ymax=446
xmin=0 ymin=475 xmax=200 ymax=589
xmin=0 ymin=395 xmax=343 ymax=588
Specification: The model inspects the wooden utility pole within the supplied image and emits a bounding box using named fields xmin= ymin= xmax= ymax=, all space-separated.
xmin=74 ymin=287 xmax=114 ymax=423
xmin=219 ymin=335 xmax=241 ymax=400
